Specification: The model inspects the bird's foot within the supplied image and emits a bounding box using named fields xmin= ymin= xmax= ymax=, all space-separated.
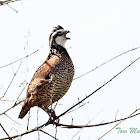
xmin=41 ymin=106 xmax=60 ymax=125
xmin=48 ymin=109 xmax=59 ymax=125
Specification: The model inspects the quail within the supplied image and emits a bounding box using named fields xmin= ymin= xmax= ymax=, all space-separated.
xmin=18 ymin=25 xmax=74 ymax=119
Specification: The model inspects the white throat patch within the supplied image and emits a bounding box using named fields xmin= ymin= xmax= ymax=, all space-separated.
xmin=55 ymin=36 xmax=66 ymax=47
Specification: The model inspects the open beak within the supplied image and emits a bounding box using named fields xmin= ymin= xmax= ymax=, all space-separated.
xmin=64 ymin=30 xmax=70 ymax=39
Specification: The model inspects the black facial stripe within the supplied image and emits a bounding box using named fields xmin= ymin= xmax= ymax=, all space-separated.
xmin=57 ymin=31 xmax=63 ymax=36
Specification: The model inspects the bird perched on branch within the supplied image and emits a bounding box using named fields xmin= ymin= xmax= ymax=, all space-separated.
xmin=18 ymin=25 xmax=74 ymax=119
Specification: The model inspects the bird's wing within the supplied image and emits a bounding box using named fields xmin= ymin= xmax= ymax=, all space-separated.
xmin=26 ymin=54 xmax=62 ymax=98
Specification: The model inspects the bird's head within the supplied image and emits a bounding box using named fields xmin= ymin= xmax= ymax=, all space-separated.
xmin=49 ymin=25 xmax=70 ymax=48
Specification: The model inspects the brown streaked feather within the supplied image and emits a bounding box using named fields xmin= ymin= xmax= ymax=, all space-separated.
xmin=18 ymin=25 xmax=74 ymax=119
xmin=27 ymin=54 xmax=61 ymax=96
xmin=18 ymin=102 xmax=30 ymax=119
xmin=18 ymin=53 xmax=62 ymax=118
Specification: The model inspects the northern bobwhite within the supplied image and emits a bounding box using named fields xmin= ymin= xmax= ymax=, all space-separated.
xmin=18 ymin=25 xmax=75 ymax=119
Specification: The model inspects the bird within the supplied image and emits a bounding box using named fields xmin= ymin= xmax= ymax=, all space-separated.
xmin=18 ymin=25 xmax=75 ymax=119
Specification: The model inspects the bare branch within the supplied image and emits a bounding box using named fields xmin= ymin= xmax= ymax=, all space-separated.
xmin=7 ymin=3 xmax=18 ymax=12
xmin=71 ymin=118 xmax=94 ymax=140
xmin=9 ymin=123 xmax=16 ymax=135
xmin=2 ymin=109 xmax=140 ymax=140
xmin=0 ymin=108 xmax=136 ymax=140
xmin=66 ymin=101 xmax=89 ymax=115
xmin=27 ymin=110 xmax=30 ymax=130
xmin=56 ymin=110 xmax=140 ymax=128
xmin=55 ymin=125 xmax=58 ymax=140
xmin=15 ymin=83 xmax=27 ymax=105
xmin=115 ymin=109 xmax=119 ymax=121
xmin=0 ymin=98 xmax=24 ymax=116
xmin=0 ymin=61 xmax=22 ymax=99
xmin=97 ymin=108 xmax=140 ymax=140
xmin=39 ymin=130 xmax=58 ymax=140
xmin=0 ymin=0 xmax=20 ymax=6
xmin=37 ymin=108 xmax=40 ymax=140
xmin=0 ymin=119 xmax=53 ymax=139
xmin=0 ymin=81 xmax=26 ymax=116
xmin=74 ymin=47 xmax=140 ymax=80
xmin=0 ymin=49 xmax=39 ymax=69
xmin=0 ymin=123 xmax=11 ymax=140
xmin=5 ymin=113 xmax=20 ymax=125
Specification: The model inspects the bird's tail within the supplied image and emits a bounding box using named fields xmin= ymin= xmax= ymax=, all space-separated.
xmin=18 ymin=102 xmax=30 ymax=119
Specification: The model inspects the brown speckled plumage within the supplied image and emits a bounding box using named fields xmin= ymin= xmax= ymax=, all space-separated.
xmin=19 ymin=26 xmax=74 ymax=119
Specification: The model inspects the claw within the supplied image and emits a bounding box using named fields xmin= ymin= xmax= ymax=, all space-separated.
xmin=41 ymin=107 xmax=59 ymax=125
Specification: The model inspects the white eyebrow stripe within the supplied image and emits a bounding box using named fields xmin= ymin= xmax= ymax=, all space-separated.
xmin=51 ymin=29 xmax=64 ymax=37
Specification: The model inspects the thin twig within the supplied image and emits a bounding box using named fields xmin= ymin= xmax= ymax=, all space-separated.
xmin=71 ymin=117 xmax=95 ymax=140
xmin=57 ymin=110 xmax=140 ymax=128
xmin=0 ymin=49 xmax=39 ymax=69
xmin=97 ymin=108 xmax=140 ymax=140
xmin=37 ymin=108 xmax=40 ymax=140
xmin=5 ymin=113 xmax=20 ymax=125
xmin=0 ymin=82 xmax=26 ymax=116
xmin=9 ymin=123 xmax=16 ymax=135
xmin=55 ymin=126 xmax=58 ymax=140
xmin=0 ymin=119 xmax=53 ymax=140
xmin=115 ymin=109 xmax=119 ymax=121
xmin=0 ymin=61 xmax=22 ymax=99
xmin=27 ymin=111 xmax=30 ymax=130
xmin=7 ymin=3 xmax=18 ymax=13
xmin=15 ymin=83 xmax=27 ymax=105
xmin=0 ymin=98 xmax=24 ymax=116
xmin=73 ymin=47 xmax=140 ymax=80
xmin=0 ymin=123 xmax=11 ymax=139
xmin=66 ymin=101 xmax=89 ymax=115
xmin=39 ymin=130 xmax=58 ymax=140
xmin=0 ymin=0 xmax=20 ymax=5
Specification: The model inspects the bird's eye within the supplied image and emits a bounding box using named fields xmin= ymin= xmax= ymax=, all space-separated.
xmin=57 ymin=31 xmax=63 ymax=36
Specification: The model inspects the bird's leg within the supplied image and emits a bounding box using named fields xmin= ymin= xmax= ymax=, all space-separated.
xmin=41 ymin=106 xmax=59 ymax=124
xmin=48 ymin=108 xmax=58 ymax=121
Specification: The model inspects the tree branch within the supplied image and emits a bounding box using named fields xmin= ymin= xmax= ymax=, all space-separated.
xmin=74 ymin=47 xmax=140 ymax=80
xmin=0 ymin=123 xmax=11 ymax=140
xmin=0 ymin=0 xmax=20 ymax=6
xmin=0 ymin=119 xmax=54 ymax=140
xmin=0 ymin=61 xmax=22 ymax=99
xmin=56 ymin=110 xmax=140 ymax=128
xmin=39 ymin=130 xmax=58 ymax=140
xmin=0 ymin=49 xmax=39 ymax=69
xmin=97 ymin=108 xmax=140 ymax=140
xmin=0 ymin=98 xmax=24 ymax=116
